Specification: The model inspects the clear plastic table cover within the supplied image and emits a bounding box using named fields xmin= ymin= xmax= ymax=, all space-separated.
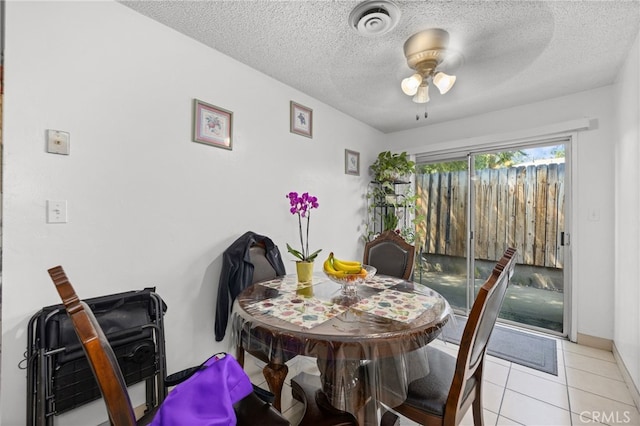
xmin=231 ymin=273 xmax=453 ymax=424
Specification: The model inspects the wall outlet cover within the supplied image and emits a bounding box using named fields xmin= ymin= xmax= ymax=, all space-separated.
xmin=46 ymin=129 xmax=70 ymax=155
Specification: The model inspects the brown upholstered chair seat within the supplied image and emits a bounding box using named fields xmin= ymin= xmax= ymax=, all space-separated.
xmin=402 ymin=346 xmax=476 ymax=417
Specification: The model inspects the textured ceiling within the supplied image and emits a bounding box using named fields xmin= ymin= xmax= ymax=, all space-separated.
xmin=120 ymin=1 xmax=640 ymax=134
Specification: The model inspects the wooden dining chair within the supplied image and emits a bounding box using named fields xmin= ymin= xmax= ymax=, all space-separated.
xmin=47 ymin=265 xmax=290 ymax=426
xmin=380 ymin=247 xmax=517 ymax=426
xmin=363 ymin=230 xmax=416 ymax=280
xmin=234 ymin=241 xmax=300 ymax=411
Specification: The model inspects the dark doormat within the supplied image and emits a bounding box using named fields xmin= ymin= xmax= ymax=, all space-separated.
xmin=442 ymin=315 xmax=558 ymax=376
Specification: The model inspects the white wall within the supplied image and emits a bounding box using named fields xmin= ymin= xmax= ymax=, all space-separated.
xmin=613 ymin=30 xmax=640 ymax=395
xmin=1 ymin=2 xmax=385 ymax=424
xmin=386 ymin=87 xmax=617 ymax=342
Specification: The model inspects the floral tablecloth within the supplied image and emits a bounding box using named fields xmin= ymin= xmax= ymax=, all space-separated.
xmin=350 ymin=289 xmax=439 ymax=323
xmin=249 ymin=276 xmax=438 ymax=328
xmin=248 ymin=292 xmax=348 ymax=328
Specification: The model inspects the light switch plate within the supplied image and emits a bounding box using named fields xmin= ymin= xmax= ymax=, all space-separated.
xmin=47 ymin=200 xmax=68 ymax=223
xmin=46 ymin=129 xmax=70 ymax=155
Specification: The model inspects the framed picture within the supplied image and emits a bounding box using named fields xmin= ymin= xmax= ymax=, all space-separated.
xmin=193 ymin=99 xmax=233 ymax=150
xmin=345 ymin=149 xmax=360 ymax=176
xmin=290 ymin=101 xmax=313 ymax=138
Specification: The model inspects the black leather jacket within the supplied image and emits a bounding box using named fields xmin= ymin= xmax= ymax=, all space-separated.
xmin=215 ymin=231 xmax=286 ymax=341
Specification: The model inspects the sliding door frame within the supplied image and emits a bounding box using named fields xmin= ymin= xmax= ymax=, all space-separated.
xmin=415 ymin=134 xmax=575 ymax=338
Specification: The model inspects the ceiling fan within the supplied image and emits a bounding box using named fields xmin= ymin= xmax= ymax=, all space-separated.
xmin=400 ymin=28 xmax=459 ymax=104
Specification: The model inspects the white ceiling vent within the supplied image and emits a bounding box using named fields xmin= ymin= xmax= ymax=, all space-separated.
xmin=348 ymin=1 xmax=401 ymax=37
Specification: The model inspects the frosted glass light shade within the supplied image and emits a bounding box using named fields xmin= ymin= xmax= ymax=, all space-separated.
xmin=433 ymin=71 xmax=456 ymax=94
xmin=401 ymin=73 xmax=423 ymax=96
xmin=412 ymin=83 xmax=430 ymax=103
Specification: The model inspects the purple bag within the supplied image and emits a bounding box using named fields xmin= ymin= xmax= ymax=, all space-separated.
xmin=151 ymin=353 xmax=253 ymax=426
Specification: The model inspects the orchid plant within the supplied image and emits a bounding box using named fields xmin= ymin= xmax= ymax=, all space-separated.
xmin=286 ymin=191 xmax=322 ymax=263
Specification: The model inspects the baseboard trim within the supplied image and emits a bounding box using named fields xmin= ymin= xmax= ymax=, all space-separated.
xmin=613 ymin=343 xmax=640 ymax=413
xmin=576 ymin=332 xmax=613 ymax=351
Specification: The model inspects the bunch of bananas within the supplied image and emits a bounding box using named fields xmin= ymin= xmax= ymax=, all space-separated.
xmin=323 ymin=252 xmax=367 ymax=280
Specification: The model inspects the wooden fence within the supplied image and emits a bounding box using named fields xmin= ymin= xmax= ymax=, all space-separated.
xmin=416 ymin=163 xmax=565 ymax=268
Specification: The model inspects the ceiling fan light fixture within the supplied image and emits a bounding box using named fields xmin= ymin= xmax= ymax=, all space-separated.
xmin=412 ymin=83 xmax=430 ymax=103
xmin=433 ymin=71 xmax=456 ymax=94
xmin=401 ymin=73 xmax=423 ymax=96
xmin=400 ymin=28 xmax=460 ymax=115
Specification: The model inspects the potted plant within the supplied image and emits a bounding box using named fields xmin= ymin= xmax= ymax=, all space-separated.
xmin=363 ymin=151 xmax=423 ymax=244
xmin=370 ymin=151 xmax=416 ymax=184
xmin=364 ymin=187 xmax=423 ymax=243
xmin=285 ymin=191 xmax=322 ymax=284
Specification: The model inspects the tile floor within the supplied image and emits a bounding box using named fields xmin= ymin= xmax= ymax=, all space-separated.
xmin=244 ymin=334 xmax=640 ymax=426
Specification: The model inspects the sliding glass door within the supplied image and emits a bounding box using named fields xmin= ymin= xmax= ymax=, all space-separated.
xmin=414 ymin=157 xmax=469 ymax=312
xmin=414 ymin=142 xmax=569 ymax=335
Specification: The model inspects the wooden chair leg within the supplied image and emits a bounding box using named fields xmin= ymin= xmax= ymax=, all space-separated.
xmin=473 ymin=363 xmax=484 ymax=426
xmin=236 ymin=345 xmax=245 ymax=368
xmin=472 ymin=387 xmax=484 ymax=426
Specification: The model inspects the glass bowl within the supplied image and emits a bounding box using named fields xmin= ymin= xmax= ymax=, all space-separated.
xmin=324 ymin=265 xmax=377 ymax=298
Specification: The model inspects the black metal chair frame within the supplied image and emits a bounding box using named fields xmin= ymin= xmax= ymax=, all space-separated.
xmin=25 ymin=288 xmax=167 ymax=425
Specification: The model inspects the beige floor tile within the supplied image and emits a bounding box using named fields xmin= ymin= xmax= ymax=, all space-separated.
xmin=566 ymin=366 xmax=635 ymax=405
xmin=511 ymin=360 xmax=567 ymax=385
xmin=564 ymin=351 xmax=623 ymax=381
xmin=437 ymin=342 xmax=461 ymax=358
xmin=484 ymin=409 xmax=500 ymax=426
xmin=506 ymin=368 xmax=570 ymax=410
xmin=571 ymin=411 xmax=608 ymax=425
xmin=557 ymin=348 xmax=565 ymax=367
xmin=460 ymin=408 xmax=498 ymax=425
xmin=562 ymin=340 xmax=616 ymax=362
xmin=430 ymin=337 xmax=451 ymax=348
xmin=483 ymin=381 xmax=506 ymax=414
xmin=568 ymin=387 xmax=640 ymax=425
xmin=296 ymin=355 xmax=320 ymax=375
xmin=283 ymin=399 xmax=305 ymax=425
xmin=243 ymin=354 xmax=267 ymax=384
xmin=283 ymin=358 xmax=304 ymax=386
xmin=459 ymin=407 xmax=474 ymax=425
xmin=279 ymin=381 xmax=295 ymax=413
xmin=496 ymin=415 xmax=524 ymax=425
xmin=484 ymin=359 xmax=511 ymax=388
xmin=499 ymin=389 xmax=572 ymax=425
xmin=244 ymin=335 xmax=640 ymax=426
xmin=396 ymin=417 xmax=420 ymax=426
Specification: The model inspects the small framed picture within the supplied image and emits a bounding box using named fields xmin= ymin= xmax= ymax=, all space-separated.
xmin=193 ymin=99 xmax=233 ymax=150
xmin=290 ymin=101 xmax=313 ymax=138
xmin=345 ymin=149 xmax=360 ymax=176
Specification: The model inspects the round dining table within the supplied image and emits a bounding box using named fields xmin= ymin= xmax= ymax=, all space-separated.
xmin=231 ymin=272 xmax=452 ymax=425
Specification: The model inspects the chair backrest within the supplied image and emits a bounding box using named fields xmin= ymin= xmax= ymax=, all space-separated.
xmin=363 ymin=230 xmax=416 ymax=280
xmin=445 ymin=247 xmax=517 ymax=424
xmin=249 ymin=244 xmax=278 ymax=284
xmin=48 ymin=266 xmax=138 ymax=426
